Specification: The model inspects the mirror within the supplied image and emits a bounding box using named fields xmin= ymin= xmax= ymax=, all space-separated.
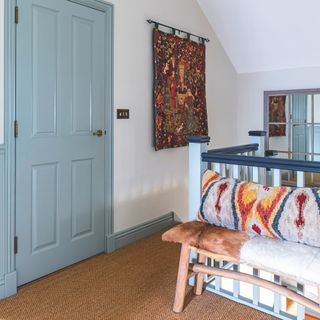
xmin=264 ymin=89 xmax=320 ymax=186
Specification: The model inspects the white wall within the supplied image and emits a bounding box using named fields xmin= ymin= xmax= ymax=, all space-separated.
xmin=236 ymin=67 xmax=320 ymax=145
xmin=0 ymin=0 xmax=237 ymax=233
xmin=198 ymin=0 xmax=320 ymax=74
xmin=110 ymin=0 xmax=237 ymax=231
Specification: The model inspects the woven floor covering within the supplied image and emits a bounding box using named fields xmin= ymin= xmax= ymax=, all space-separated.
xmin=0 ymin=232 xmax=276 ymax=320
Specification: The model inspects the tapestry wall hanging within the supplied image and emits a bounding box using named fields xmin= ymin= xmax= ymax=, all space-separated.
xmin=153 ymin=29 xmax=208 ymax=151
xmin=269 ymin=96 xmax=287 ymax=137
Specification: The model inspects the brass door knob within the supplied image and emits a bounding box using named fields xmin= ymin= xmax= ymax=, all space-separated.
xmin=93 ymin=130 xmax=105 ymax=137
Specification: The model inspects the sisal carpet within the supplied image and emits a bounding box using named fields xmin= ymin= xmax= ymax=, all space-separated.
xmin=0 ymin=232 xmax=276 ymax=320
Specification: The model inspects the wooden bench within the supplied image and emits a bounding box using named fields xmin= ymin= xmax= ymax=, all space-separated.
xmin=163 ymin=221 xmax=320 ymax=315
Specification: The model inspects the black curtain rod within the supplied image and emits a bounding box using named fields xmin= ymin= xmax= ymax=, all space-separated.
xmin=147 ymin=19 xmax=210 ymax=43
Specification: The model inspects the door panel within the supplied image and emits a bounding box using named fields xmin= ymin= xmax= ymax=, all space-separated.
xmin=72 ymin=16 xmax=94 ymax=134
xmin=16 ymin=0 xmax=107 ymax=285
xmin=31 ymin=163 xmax=59 ymax=253
xmin=32 ymin=5 xmax=58 ymax=137
xmin=71 ymin=159 xmax=94 ymax=240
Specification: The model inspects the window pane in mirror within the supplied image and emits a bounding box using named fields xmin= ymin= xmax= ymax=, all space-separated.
xmin=292 ymin=124 xmax=312 ymax=156
xmin=314 ymin=95 xmax=320 ymax=123
xmin=314 ymin=125 xmax=320 ymax=154
xmin=292 ymin=95 xmax=312 ymax=124
xmin=292 ymin=153 xmax=309 ymax=161
xmin=314 ymin=155 xmax=320 ymax=162
xmin=307 ymin=95 xmax=313 ymax=123
xmin=269 ymin=126 xmax=289 ymax=152
xmin=269 ymin=123 xmax=287 ymax=137
xmin=269 ymin=96 xmax=289 ymax=123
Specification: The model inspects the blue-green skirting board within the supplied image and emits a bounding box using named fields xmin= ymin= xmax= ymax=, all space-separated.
xmin=106 ymin=212 xmax=177 ymax=253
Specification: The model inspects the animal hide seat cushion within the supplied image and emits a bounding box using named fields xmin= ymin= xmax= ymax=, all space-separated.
xmin=162 ymin=221 xmax=320 ymax=286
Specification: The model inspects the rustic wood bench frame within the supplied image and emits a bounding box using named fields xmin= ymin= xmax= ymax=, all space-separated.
xmin=173 ymin=244 xmax=320 ymax=316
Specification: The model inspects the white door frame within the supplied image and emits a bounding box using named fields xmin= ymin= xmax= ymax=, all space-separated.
xmin=3 ymin=0 xmax=114 ymax=298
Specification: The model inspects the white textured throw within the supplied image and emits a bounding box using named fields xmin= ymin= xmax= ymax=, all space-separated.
xmin=240 ymin=236 xmax=320 ymax=286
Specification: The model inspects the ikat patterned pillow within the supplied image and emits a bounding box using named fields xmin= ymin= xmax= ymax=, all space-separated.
xmin=198 ymin=170 xmax=320 ymax=248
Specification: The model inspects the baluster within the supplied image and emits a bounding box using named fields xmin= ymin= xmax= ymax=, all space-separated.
xmin=266 ymin=168 xmax=272 ymax=186
xmin=232 ymin=164 xmax=240 ymax=298
xmin=239 ymin=153 xmax=244 ymax=180
xmin=297 ymin=283 xmax=305 ymax=320
xmin=252 ymin=167 xmax=262 ymax=305
xmin=246 ymin=166 xmax=250 ymax=181
xmin=273 ymin=169 xmax=281 ymax=187
xmin=233 ymin=264 xmax=240 ymax=298
xmin=221 ymin=163 xmax=226 ymax=177
xmin=245 ymin=152 xmax=250 ymax=181
xmin=214 ymin=260 xmax=221 ymax=291
xmin=297 ymin=171 xmax=305 ymax=187
xmin=260 ymin=168 xmax=267 ymax=185
xmin=233 ymin=164 xmax=240 ymax=180
xmin=214 ymin=163 xmax=222 ymax=174
xmin=252 ymin=166 xmax=259 ymax=183
xmin=226 ymin=164 xmax=230 ymax=178
xmin=252 ymin=268 xmax=260 ymax=306
xmin=273 ymin=275 xmax=281 ymax=314
xmin=204 ymin=258 xmax=211 ymax=283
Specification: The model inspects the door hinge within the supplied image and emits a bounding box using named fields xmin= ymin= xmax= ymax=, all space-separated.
xmin=14 ymin=120 xmax=18 ymax=138
xmin=14 ymin=236 xmax=18 ymax=254
xmin=15 ymin=6 xmax=19 ymax=24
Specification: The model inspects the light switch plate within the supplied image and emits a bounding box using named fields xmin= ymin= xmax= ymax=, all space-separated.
xmin=117 ymin=109 xmax=130 ymax=119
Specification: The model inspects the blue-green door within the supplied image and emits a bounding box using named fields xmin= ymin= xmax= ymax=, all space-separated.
xmin=16 ymin=0 xmax=107 ymax=285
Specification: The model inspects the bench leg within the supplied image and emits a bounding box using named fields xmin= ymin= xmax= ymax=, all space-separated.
xmin=194 ymin=253 xmax=206 ymax=296
xmin=173 ymin=243 xmax=190 ymax=313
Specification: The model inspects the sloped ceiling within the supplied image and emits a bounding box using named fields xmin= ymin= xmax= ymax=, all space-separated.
xmin=198 ymin=0 xmax=320 ymax=73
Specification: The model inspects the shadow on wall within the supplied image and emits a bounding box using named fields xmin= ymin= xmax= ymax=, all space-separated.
xmin=114 ymin=174 xmax=188 ymax=231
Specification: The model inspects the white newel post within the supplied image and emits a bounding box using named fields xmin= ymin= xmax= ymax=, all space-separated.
xmin=187 ymin=136 xmax=210 ymax=221
xmin=248 ymin=131 xmax=266 ymax=157
xmin=249 ymin=131 xmax=266 ymax=184
xmin=187 ymin=136 xmax=210 ymax=287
